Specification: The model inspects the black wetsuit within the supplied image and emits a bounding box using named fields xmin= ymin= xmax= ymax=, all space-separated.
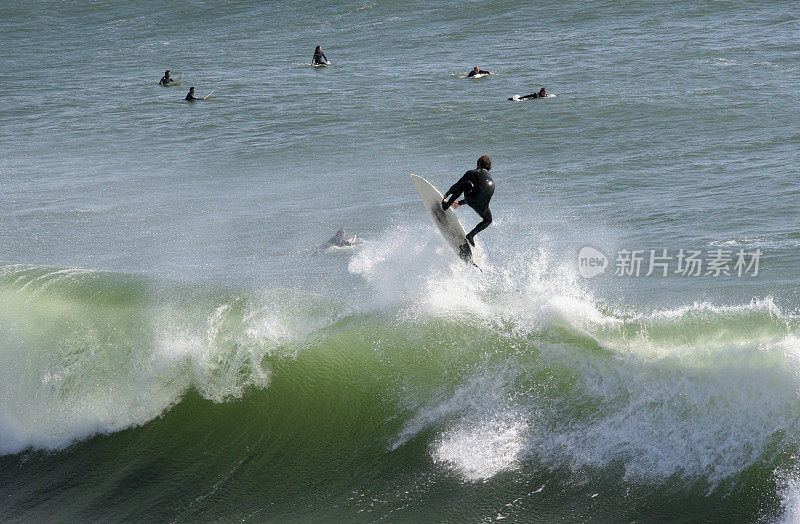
xmin=312 ymin=50 xmax=328 ymax=65
xmin=159 ymin=75 xmax=172 ymax=85
xmin=467 ymin=69 xmax=490 ymax=77
xmin=327 ymin=233 xmax=349 ymax=247
xmin=185 ymin=91 xmax=197 ymax=101
xmin=442 ymin=168 xmax=495 ymax=242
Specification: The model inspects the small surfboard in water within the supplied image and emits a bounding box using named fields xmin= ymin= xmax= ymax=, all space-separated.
xmin=410 ymin=174 xmax=481 ymax=267
xmin=201 ymin=90 xmax=214 ymax=100
xmin=312 ymin=61 xmax=331 ymax=67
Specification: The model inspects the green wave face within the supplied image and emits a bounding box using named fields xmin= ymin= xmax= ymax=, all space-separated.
xmin=2 ymin=263 xmax=800 ymax=520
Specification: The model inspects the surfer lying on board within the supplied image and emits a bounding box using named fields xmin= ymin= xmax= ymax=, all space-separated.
xmin=467 ymin=66 xmax=492 ymax=77
xmin=323 ymin=229 xmax=362 ymax=248
xmin=159 ymin=70 xmax=173 ymax=85
xmin=508 ymin=87 xmax=547 ymax=101
xmin=312 ymin=45 xmax=330 ymax=65
xmin=441 ymin=155 xmax=494 ymax=246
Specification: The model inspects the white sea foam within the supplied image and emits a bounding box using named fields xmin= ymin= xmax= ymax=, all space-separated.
xmin=532 ymin=336 xmax=800 ymax=481
xmin=779 ymin=467 xmax=800 ymax=523
xmin=433 ymin=415 xmax=527 ymax=481
xmin=360 ymin=223 xmax=800 ymax=487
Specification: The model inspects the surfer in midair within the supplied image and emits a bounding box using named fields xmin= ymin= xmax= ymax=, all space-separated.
xmin=312 ymin=45 xmax=329 ymax=65
xmin=441 ymin=155 xmax=495 ymax=246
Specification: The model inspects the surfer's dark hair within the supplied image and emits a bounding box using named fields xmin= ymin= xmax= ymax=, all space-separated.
xmin=477 ymin=155 xmax=491 ymax=170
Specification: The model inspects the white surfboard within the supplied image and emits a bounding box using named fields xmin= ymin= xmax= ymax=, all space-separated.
xmin=411 ymin=174 xmax=481 ymax=267
xmin=509 ymin=93 xmax=556 ymax=101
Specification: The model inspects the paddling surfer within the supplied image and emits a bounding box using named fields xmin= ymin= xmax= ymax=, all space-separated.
xmin=508 ymin=87 xmax=547 ymax=101
xmin=467 ymin=66 xmax=492 ymax=77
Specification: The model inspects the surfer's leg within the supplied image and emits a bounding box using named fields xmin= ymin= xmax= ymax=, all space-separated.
xmin=465 ymin=207 xmax=492 ymax=245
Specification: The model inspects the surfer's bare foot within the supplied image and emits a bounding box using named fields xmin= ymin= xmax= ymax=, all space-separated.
xmin=466 ymin=234 xmax=475 ymax=247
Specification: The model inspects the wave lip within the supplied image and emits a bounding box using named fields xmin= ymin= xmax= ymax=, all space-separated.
xmin=2 ymin=256 xmax=800 ymax=508
xmin=0 ymin=263 xmax=343 ymax=455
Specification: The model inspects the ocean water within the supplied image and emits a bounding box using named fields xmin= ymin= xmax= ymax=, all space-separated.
xmin=2 ymin=0 xmax=800 ymax=521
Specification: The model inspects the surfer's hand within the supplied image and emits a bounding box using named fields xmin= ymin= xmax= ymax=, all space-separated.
xmin=451 ymin=202 xmax=460 ymax=209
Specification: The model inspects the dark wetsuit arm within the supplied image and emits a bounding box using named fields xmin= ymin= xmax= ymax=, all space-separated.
xmin=321 ymin=52 xmax=328 ymax=62
xmin=442 ymin=173 xmax=470 ymax=210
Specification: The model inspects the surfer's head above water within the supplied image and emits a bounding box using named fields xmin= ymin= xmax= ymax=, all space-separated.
xmin=467 ymin=66 xmax=491 ymax=77
xmin=477 ymin=155 xmax=491 ymax=171
xmin=312 ymin=45 xmax=328 ymax=65
xmin=323 ymin=228 xmax=361 ymax=248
